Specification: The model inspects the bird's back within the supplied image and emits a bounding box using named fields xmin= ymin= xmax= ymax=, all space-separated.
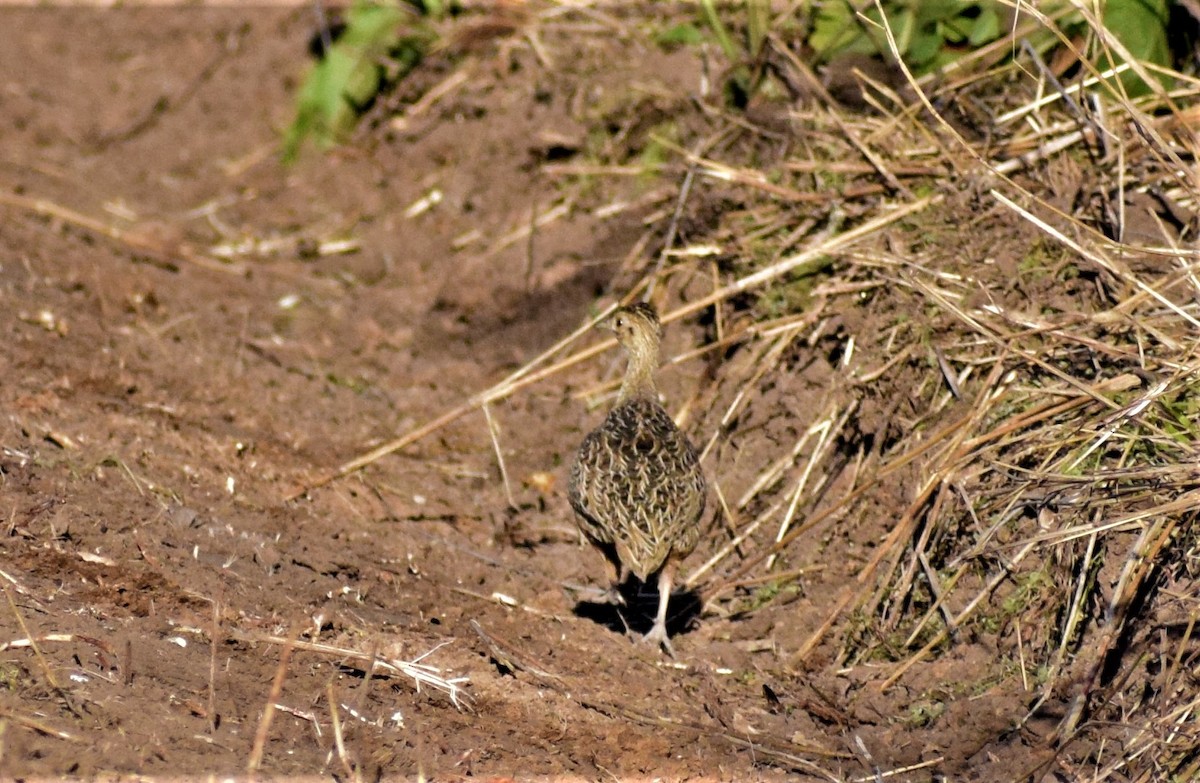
xmin=569 ymin=396 xmax=706 ymax=581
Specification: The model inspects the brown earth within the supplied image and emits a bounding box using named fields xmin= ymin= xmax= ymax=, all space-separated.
xmin=0 ymin=5 xmax=1123 ymax=782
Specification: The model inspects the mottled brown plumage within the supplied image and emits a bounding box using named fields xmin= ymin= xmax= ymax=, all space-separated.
xmin=568 ymin=303 xmax=706 ymax=654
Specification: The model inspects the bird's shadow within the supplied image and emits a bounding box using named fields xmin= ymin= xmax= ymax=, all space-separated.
xmin=572 ymin=578 xmax=701 ymax=639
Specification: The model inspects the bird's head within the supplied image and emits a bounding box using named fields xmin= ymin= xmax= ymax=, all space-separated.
xmin=603 ymin=302 xmax=662 ymax=357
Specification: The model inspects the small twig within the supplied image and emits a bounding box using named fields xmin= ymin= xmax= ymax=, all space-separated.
xmin=524 ymin=195 xmax=539 ymax=294
xmin=208 ymin=598 xmax=220 ymax=733
xmin=247 ymin=626 xmax=301 ymax=772
xmin=327 ymin=682 xmax=354 ymax=780
xmin=91 ymin=23 xmax=246 ymax=148
xmin=482 ymin=403 xmax=516 ymax=509
xmin=767 ymin=402 xmax=851 ymax=571
xmin=718 ymin=563 xmax=827 ymax=593
xmin=0 ymin=632 xmax=115 ymax=657
xmin=0 ymin=190 xmax=244 ymax=276
xmin=228 ymin=627 xmax=469 ymax=708
xmin=646 ymin=157 xmax=697 ymax=302
xmin=286 ymin=303 xmax=621 ymax=499
xmin=390 ymin=67 xmax=471 ymax=129
xmin=0 ymin=706 xmax=80 ymax=743
xmin=450 ymin=586 xmax=557 ymax=618
xmin=350 ymin=639 xmax=380 ymax=722
xmin=0 ymin=567 xmax=41 ymax=605
xmin=878 ymin=540 xmax=1039 ymax=691
xmin=711 ymin=480 xmax=743 ymax=559
xmin=687 ymin=498 xmax=784 ymax=590
xmin=2 ymin=584 xmax=80 ymax=718
xmin=469 ymin=620 xmax=565 ymax=683
xmin=122 ymin=637 xmax=134 ymax=687
xmin=1053 ymin=517 xmax=1178 ymax=743
xmin=484 ymin=198 xmax=573 ymax=259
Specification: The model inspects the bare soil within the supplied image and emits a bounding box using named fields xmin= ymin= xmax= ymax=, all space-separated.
xmin=0 ymin=6 xmax=1124 ymax=781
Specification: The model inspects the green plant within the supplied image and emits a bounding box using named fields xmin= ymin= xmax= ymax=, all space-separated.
xmin=810 ymin=0 xmax=1002 ymax=72
xmin=904 ymin=698 xmax=945 ymax=727
xmin=282 ymin=0 xmax=435 ymax=162
xmin=0 ymin=662 xmax=20 ymax=691
xmin=654 ymin=21 xmax=705 ymax=49
xmin=699 ymin=0 xmax=772 ymax=106
xmin=808 ymin=0 xmax=1172 ymax=96
xmin=1093 ymin=0 xmax=1172 ymax=97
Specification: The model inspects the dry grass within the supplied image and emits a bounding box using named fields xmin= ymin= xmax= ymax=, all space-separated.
xmin=672 ymin=5 xmax=1200 ymax=779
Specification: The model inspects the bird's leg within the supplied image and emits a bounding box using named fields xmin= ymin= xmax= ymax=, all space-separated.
xmin=640 ymin=565 xmax=675 ymax=656
xmin=604 ymin=560 xmax=629 ymax=606
xmin=583 ymin=558 xmax=627 ymax=605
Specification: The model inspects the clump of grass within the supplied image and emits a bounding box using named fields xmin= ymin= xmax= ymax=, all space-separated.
xmin=688 ymin=6 xmax=1198 ymax=776
xmin=597 ymin=3 xmax=1195 ymax=777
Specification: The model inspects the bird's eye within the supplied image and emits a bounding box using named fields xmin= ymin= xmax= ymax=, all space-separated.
xmin=615 ymin=317 xmax=625 ymax=327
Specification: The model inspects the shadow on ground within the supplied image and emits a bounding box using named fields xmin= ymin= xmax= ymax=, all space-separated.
xmin=573 ymin=580 xmax=703 ymax=640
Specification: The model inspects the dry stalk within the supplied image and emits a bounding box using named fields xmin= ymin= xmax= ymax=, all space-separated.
xmin=1 ymin=584 xmax=80 ymax=718
xmin=688 ymin=497 xmax=784 ymax=591
xmin=327 ymin=681 xmax=355 ymax=781
xmin=0 ymin=706 xmax=80 ymax=743
xmin=482 ymin=403 xmax=516 ymax=509
xmin=208 ymin=598 xmax=220 ymax=734
xmin=766 ymin=401 xmax=852 ymax=571
xmin=1054 ymin=516 xmax=1180 ymax=742
xmin=0 ymin=190 xmax=242 ymax=276
xmin=991 ymin=190 xmax=1200 ymax=329
xmin=247 ymin=626 xmax=301 ymax=772
xmin=879 ymin=539 xmax=1040 ymax=691
xmin=228 ymin=628 xmax=469 ymax=709
xmin=699 ymin=322 xmax=807 ymax=466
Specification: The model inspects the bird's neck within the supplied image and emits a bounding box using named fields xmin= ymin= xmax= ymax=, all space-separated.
xmin=617 ymin=347 xmax=659 ymax=404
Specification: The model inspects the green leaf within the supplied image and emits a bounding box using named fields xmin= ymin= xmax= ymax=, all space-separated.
xmin=889 ymin=7 xmax=917 ymax=57
xmin=746 ymin=0 xmax=771 ymax=59
xmin=938 ymin=18 xmax=967 ymax=45
xmin=655 ymin=23 xmax=704 ymax=48
xmin=810 ymin=1 xmax=866 ymax=58
xmin=1100 ymin=0 xmax=1171 ymax=96
xmin=417 ymin=0 xmax=444 ymax=18
xmin=699 ymin=0 xmax=739 ymax=62
xmin=810 ymin=0 xmax=1009 ymax=71
xmin=913 ymin=0 xmax=966 ymax=27
xmin=968 ymin=6 xmax=1000 ymax=46
xmin=908 ymin=30 xmax=944 ymax=67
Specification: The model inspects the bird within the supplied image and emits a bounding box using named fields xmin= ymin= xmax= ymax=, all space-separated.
xmin=568 ymin=302 xmax=706 ymax=654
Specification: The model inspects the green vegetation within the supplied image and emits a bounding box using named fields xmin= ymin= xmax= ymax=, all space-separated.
xmin=700 ymin=0 xmax=771 ymax=105
xmin=810 ymin=0 xmax=1003 ymax=72
xmin=0 ymin=662 xmax=21 ymax=691
xmin=693 ymin=0 xmax=1175 ymax=99
xmin=283 ymin=0 xmax=437 ymax=162
xmin=903 ymin=698 xmax=946 ymax=727
xmin=1096 ymin=0 xmax=1172 ymax=95
xmin=1000 ymin=570 xmax=1050 ymax=620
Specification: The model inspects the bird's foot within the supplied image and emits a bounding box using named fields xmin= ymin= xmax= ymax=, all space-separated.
xmin=639 ymin=622 xmax=675 ymax=657
xmin=573 ymin=584 xmax=626 ymax=605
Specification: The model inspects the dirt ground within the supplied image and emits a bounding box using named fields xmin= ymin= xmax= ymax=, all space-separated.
xmin=0 ymin=5 xmax=1157 ymax=781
